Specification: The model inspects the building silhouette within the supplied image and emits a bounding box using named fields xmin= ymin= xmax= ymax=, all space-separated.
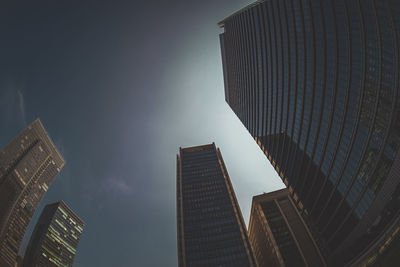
xmin=0 ymin=119 xmax=65 ymax=266
xmin=249 ymin=189 xmax=326 ymax=267
xmin=219 ymin=0 xmax=400 ymax=265
xmin=176 ymin=143 xmax=257 ymax=266
xmin=22 ymin=201 xmax=84 ymax=267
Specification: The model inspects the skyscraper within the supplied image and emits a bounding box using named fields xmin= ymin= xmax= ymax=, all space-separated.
xmin=22 ymin=201 xmax=84 ymax=267
xmin=248 ymin=189 xmax=326 ymax=267
xmin=176 ymin=143 xmax=257 ymax=266
xmin=0 ymin=119 xmax=65 ymax=266
xmin=219 ymin=0 xmax=400 ymax=265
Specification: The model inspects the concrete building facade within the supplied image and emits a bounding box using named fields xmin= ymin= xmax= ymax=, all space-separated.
xmin=0 ymin=119 xmax=64 ymax=266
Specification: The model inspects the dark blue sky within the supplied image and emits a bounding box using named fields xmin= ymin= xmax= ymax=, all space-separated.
xmin=0 ymin=1 xmax=283 ymax=266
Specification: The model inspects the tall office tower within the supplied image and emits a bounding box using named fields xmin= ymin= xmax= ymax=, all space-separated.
xmin=176 ymin=144 xmax=257 ymax=267
xmin=248 ymin=189 xmax=326 ymax=267
xmin=0 ymin=119 xmax=65 ymax=266
xmin=219 ymin=0 xmax=400 ymax=265
xmin=22 ymin=201 xmax=84 ymax=267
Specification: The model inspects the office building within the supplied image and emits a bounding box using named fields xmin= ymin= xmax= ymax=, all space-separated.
xmin=219 ymin=0 xmax=400 ymax=265
xmin=0 ymin=119 xmax=65 ymax=266
xmin=22 ymin=201 xmax=84 ymax=267
xmin=14 ymin=255 xmax=22 ymax=267
xmin=177 ymin=143 xmax=257 ymax=266
xmin=248 ymin=189 xmax=326 ymax=267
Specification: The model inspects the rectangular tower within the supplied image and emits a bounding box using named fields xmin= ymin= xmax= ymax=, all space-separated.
xmin=249 ymin=189 xmax=326 ymax=267
xmin=0 ymin=119 xmax=65 ymax=266
xmin=176 ymin=143 xmax=257 ymax=266
xmin=22 ymin=201 xmax=84 ymax=267
xmin=219 ymin=0 xmax=400 ymax=265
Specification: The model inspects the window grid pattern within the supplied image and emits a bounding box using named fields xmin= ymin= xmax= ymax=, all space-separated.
xmin=176 ymin=145 xmax=257 ymax=267
xmin=220 ymin=0 xmax=400 ymax=263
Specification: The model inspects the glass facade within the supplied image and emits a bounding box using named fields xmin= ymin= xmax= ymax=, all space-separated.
xmin=22 ymin=201 xmax=84 ymax=267
xmin=248 ymin=189 xmax=326 ymax=267
xmin=0 ymin=119 xmax=65 ymax=267
xmin=219 ymin=0 xmax=400 ymax=265
xmin=176 ymin=144 xmax=257 ymax=267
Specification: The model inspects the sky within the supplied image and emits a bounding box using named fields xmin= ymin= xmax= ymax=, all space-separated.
xmin=0 ymin=1 xmax=284 ymax=266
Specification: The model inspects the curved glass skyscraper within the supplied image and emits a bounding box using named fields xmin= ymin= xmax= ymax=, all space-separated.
xmin=219 ymin=0 xmax=400 ymax=265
